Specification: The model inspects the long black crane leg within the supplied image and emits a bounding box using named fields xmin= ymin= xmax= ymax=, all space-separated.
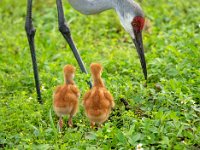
xmin=25 ymin=0 xmax=42 ymax=103
xmin=56 ymin=0 xmax=92 ymax=88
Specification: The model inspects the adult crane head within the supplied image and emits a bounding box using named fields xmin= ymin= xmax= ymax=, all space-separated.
xmin=68 ymin=0 xmax=147 ymax=80
xmin=115 ymin=0 xmax=147 ymax=80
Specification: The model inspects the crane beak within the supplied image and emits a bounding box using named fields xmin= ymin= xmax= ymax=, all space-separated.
xmin=133 ymin=30 xmax=147 ymax=80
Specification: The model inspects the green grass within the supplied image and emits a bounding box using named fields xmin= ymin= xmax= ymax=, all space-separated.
xmin=0 ymin=0 xmax=200 ymax=149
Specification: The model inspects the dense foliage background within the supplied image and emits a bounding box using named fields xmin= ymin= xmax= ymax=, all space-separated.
xmin=0 ymin=0 xmax=199 ymax=149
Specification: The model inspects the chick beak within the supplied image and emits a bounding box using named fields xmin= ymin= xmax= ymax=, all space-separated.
xmin=133 ymin=30 xmax=147 ymax=80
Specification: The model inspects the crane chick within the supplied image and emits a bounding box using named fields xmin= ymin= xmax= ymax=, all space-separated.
xmin=53 ymin=65 xmax=79 ymax=131
xmin=83 ymin=63 xmax=115 ymax=128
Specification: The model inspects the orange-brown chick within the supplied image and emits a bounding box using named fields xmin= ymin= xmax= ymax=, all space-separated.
xmin=83 ymin=63 xmax=115 ymax=128
xmin=53 ymin=65 xmax=79 ymax=130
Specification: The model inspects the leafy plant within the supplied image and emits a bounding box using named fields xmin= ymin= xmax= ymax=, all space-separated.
xmin=0 ymin=0 xmax=199 ymax=149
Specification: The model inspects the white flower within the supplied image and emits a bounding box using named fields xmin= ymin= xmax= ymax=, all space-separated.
xmin=41 ymin=85 xmax=46 ymax=91
xmin=27 ymin=96 xmax=33 ymax=102
xmin=182 ymin=140 xmax=186 ymax=144
xmin=181 ymin=100 xmax=186 ymax=104
xmin=136 ymin=143 xmax=144 ymax=150
xmin=28 ymin=97 xmax=33 ymax=100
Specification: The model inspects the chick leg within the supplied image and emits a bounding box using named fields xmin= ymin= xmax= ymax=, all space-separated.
xmin=68 ymin=115 xmax=73 ymax=127
xmin=90 ymin=122 xmax=95 ymax=128
xmin=56 ymin=0 xmax=92 ymax=88
xmin=58 ymin=116 xmax=63 ymax=132
xmin=25 ymin=0 xmax=42 ymax=103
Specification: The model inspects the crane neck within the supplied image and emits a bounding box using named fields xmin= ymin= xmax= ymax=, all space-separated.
xmin=64 ymin=77 xmax=74 ymax=85
xmin=93 ymin=76 xmax=104 ymax=87
xmin=65 ymin=80 xmax=74 ymax=85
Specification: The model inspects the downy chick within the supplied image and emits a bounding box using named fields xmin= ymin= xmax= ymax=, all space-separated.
xmin=83 ymin=63 xmax=115 ymax=128
xmin=53 ymin=65 xmax=79 ymax=130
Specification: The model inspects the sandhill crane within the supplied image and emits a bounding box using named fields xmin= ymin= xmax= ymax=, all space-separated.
xmin=83 ymin=63 xmax=115 ymax=128
xmin=25 ymin=0 xmax=147 ymax=103
xmin=53 ymin=65 xmax=80 ymax=130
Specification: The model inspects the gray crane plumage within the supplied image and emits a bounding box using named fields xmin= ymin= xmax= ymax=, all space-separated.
xmin=68 ymin=0 xmax=113 ymax=15
xmin=68 ymin=0 xmax=144 ymax=37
